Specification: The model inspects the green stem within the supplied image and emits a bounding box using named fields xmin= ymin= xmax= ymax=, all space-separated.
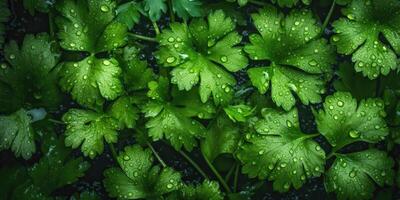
xmin=152 ymin=21 xmax=161 ymax=35
xmin=248 ymin=0 xmax=268 ymax=6
xmin=168 ymin=0 xmax=175 ymax=22
xmin=48 ymin=119 xmax=64 ymax=125
xmin=48 ymin=11 xmax=55 ymax=38
xmin=326 ymin=152 xmax=337 ymax=160
xmin=128 ymin=33 xmax=158 ymax=42
xmin=178 ymin=150 xmax=209 ymax=179
xmin=224 ymin=164 xmax=236 ymax=183
xmin=321 ymin=0 xmax=336 ymax=33
xmin=109 ymin=143 xmax=119 ymax=163
xmin=233 ymin=164 xmax=240 ymax=193
xmin=147 ymin=142 xmax=167 ymax=168
xmin=203 ymin=154 xmax=232 ymax=193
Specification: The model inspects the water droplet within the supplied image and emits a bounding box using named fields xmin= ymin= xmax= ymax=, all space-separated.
xmin=337 ymin=101 xmax=344 ymax=107
xmin=349 ymin=170 xmax=356 ymax=178
xmin=0 ymin=63 xmax=7 ymax=69
xmin=100 ymin=5 xmax=110 ymax=12
xmin=258 ymin=150 xmax=264 ymax=155
xmin=9 ymin=54 xmax=16 ymax=60
xmin=166 ymin=56 xmax=176 ymax=63
xmin=332 ymin=36 xmax=340 ymax=42
xmin=308 ymin=59 xmax=318 ymax=66
xmin=166 ymin=183 xmax=173 ymax=189
xmin=348 ymin=130 xmax=360 ymax=138
xmin=103 ymin=60 xmax=111 ymax=66
xmin=123 ymin=155 xmax=130 ymax=161
xmin=220 ymin=56 xmax=228 ymax=63
xmin=168 ymin=37 xmax=175 ymax=42
xmin=268 ymin=164 xmax=274 ymax=170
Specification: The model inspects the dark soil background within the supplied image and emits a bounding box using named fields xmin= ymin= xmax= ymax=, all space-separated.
xmin=1 ymin=0 xmax=399 ymax=199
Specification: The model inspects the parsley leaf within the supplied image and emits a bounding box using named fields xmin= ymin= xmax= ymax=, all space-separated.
xmin=237 ymin=108 xmax=325 ymax=192
xmin=108 ymin=96 xmax=140 ymax=129
xmin=223 ymin=104 xmax=254 ymax=122
xmin=172 ymin=0 xmax=203 ymax=20
xmin=0 ymin=109 xmax=36 ymax=159
xmin=271 ymin=0 xmax=311 ymax=7
xmin=325 ymin=149 xmax=394 ymax=200
xmin=0 ymin=0 xmax=10 ymax=48
xmin=116 ymin=2 xmax=141 ymax=29
xmin=56 ymin=0 xmax=127 ymax=108
xmin=157 ymin=10 xmax=248 ymax=105
xmin=143 ymin=78 xmax=207 ymax=151
xmin=331 ymin=0 xmax=400 ymax=79
xmin=1 ymin=34 xmax=61 ymax=112
xmin=103 ymin=145 xmax=182 ymax=199
xmin=245 ymin=5 xmax=335 ymax=110
xmin=143 ymin=0 xmax=167 ymax=21
xmin=62 ymin=109 xmax=120 ymax=158
xmin=201 ymin=114 xmax=240 ymax=162
xmin=168 ymin=180 xmax=224 ymax=200
xmin=315 ymin=92 xmax=388 ymax=149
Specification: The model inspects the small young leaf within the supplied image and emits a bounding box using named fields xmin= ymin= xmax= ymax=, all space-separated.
xmin=108 ymin=96 xmax=140 ymax=129
xmin=143 ymin=0 xmax=167 ymax=21
xmin=116 ymin=2 xmax=141 ymax=29
xmin=172 ymin=0 xmax=203 ymax=20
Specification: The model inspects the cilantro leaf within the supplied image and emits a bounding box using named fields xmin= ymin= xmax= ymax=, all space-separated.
xmin=172 ymin=0 xmax=203 ymax=20
xmin=103 ymin=145 xmax=182 ymax=199
xmin=29 ymin=134 xmax=90 ymax=195
xmin=118 ymin=46 xmax=155 ymax=92
xmin=157 ymin=10 xmax=248 ymax=105
xmin=56 ymin=0 xmax=127 ymax=108
xmin=237 ymin=108 xmax=325 ymax=192
xmin=325 ymin=149 xmax=394 ymax=200
xmin=59 ymin=56 xmax=123 ymax=109
xmin=1 ymin=34 xmax=61 ymax=112
xmin=245 ymin=5 xmax=335 ymax=110
xmin=62 ymin=108 xmax=120 ymax=158
xmin=143 ymin=0 xmax=167 ymax=21
xmin=116 ymin=2 xmax=141 ymax=29
xmin=271 ymin=0 xmax=311 ymax=7
xmin=0 ymin=0 xmax=10 ymax=48
xmin=143 ymin=78 xmax=206 ymax=151
xmin=0 ymin=109 xmax=36 ymax=159
xmin=331 ymin=0 xmax=400 ymax=79
xmin=201 ymin=114 xmax=240 ymax=162
xmin=168 ymin=180 xmax=224 ymax=200
xmin=108 ymin=96 xmax=140 ymax=129
xmin=223 ymin=104 xmax=254 ymax=122
xmin=315 ymin=92 xmax=388 ymax=149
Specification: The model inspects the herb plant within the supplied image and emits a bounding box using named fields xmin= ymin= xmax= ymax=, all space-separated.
xmin=0 ymin=0 xmax=399 ymax=199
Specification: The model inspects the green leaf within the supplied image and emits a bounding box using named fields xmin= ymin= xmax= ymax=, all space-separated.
xmin=29 ymin=134 xmax=90 ymax=195
xmin=201 ymin=114 xmax=240 ymax=162
xmin=119 ymin=46 xmax=154 ymax=92
xmin=143 ymin=102 xmax=205 ymax=151
xmin=172 ymin=0 xmax=203 ymax=20
xmin=62 ymin=108 xmax=119 ymax=158
xmin=143 ymin=0 xmax=167 ymax=21
xmin=0 ymin=0 xmax=10 ymax=48
xmin=0 ymin=165 xmax=27 ymax=200
xmin=331 ymin=0 xmax=400 ymax=79
xmin=56 ymin=0 xmax=127 ymax=108
xmin=245 ymin=5 xmax=335 ymax=110
xmin=271 ymin=0 xmax=311 ymax=7
xmin=325 ymin=149 xmax=394 ymax=200
xmin=171 ymin=88 xmax=216 ymax=119
xmin=0 ymin=34 xmax=61 ymax=112
xmin=108 ymin=96 xmax=140 ymax=129
xmin=0 ymin=109 xmax=36 ymax=159
xmin=59 ymin=56 xmax=123 ymax=109
xmin=315 ymin=92 xmax=388 ymax=149
xmin=116 ymin=2 xmax=141 ymax=29
xmin=103 ymin=145 xmax=182 ymax=199
xmin=168 ymin=180 xmax=224 ymax=200
xmin=333 ymin=62 xmax=376 ymax=100
xmin=223 ymin=104 xmax=254 ymax=122
xmin=237 ymin=108 xmax=325 ymax=192
xmin=157 ymin=10 xmax=248 ymax=105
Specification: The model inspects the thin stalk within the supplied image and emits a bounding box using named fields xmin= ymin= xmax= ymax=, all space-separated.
xmin=178 ymin=150 xmax=209 ymax=179
xmin=152 ymin=21 xmax=161 ymax=35
xmin=248 ymin=0 xmax=268 ymax=6
xmin=168 ymin=0 xmax=175 ymax=22
xmin=147 ymin=141 xmax=167 ymax=168
xmin=321 ymin=0 xmax=336 ymax=33
xmin=109 ymin=143 xmax=119 ymax=163
xmin=224 ymin=164 xmax=236 ymax=183
xmin=128 ymin=33 xmax=158 ymax=42
xmin=233 ymin=164 xmax=240 ymax=193
xmin=326 ymin=152 xmax=337 ymax=160
xmin=48 ymin=119 xmax=64 ymax=125
xmin=203 ymin=154 xmax=232 ymax=193
xmin=48 ymin=11 xmax=55 ymax=38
